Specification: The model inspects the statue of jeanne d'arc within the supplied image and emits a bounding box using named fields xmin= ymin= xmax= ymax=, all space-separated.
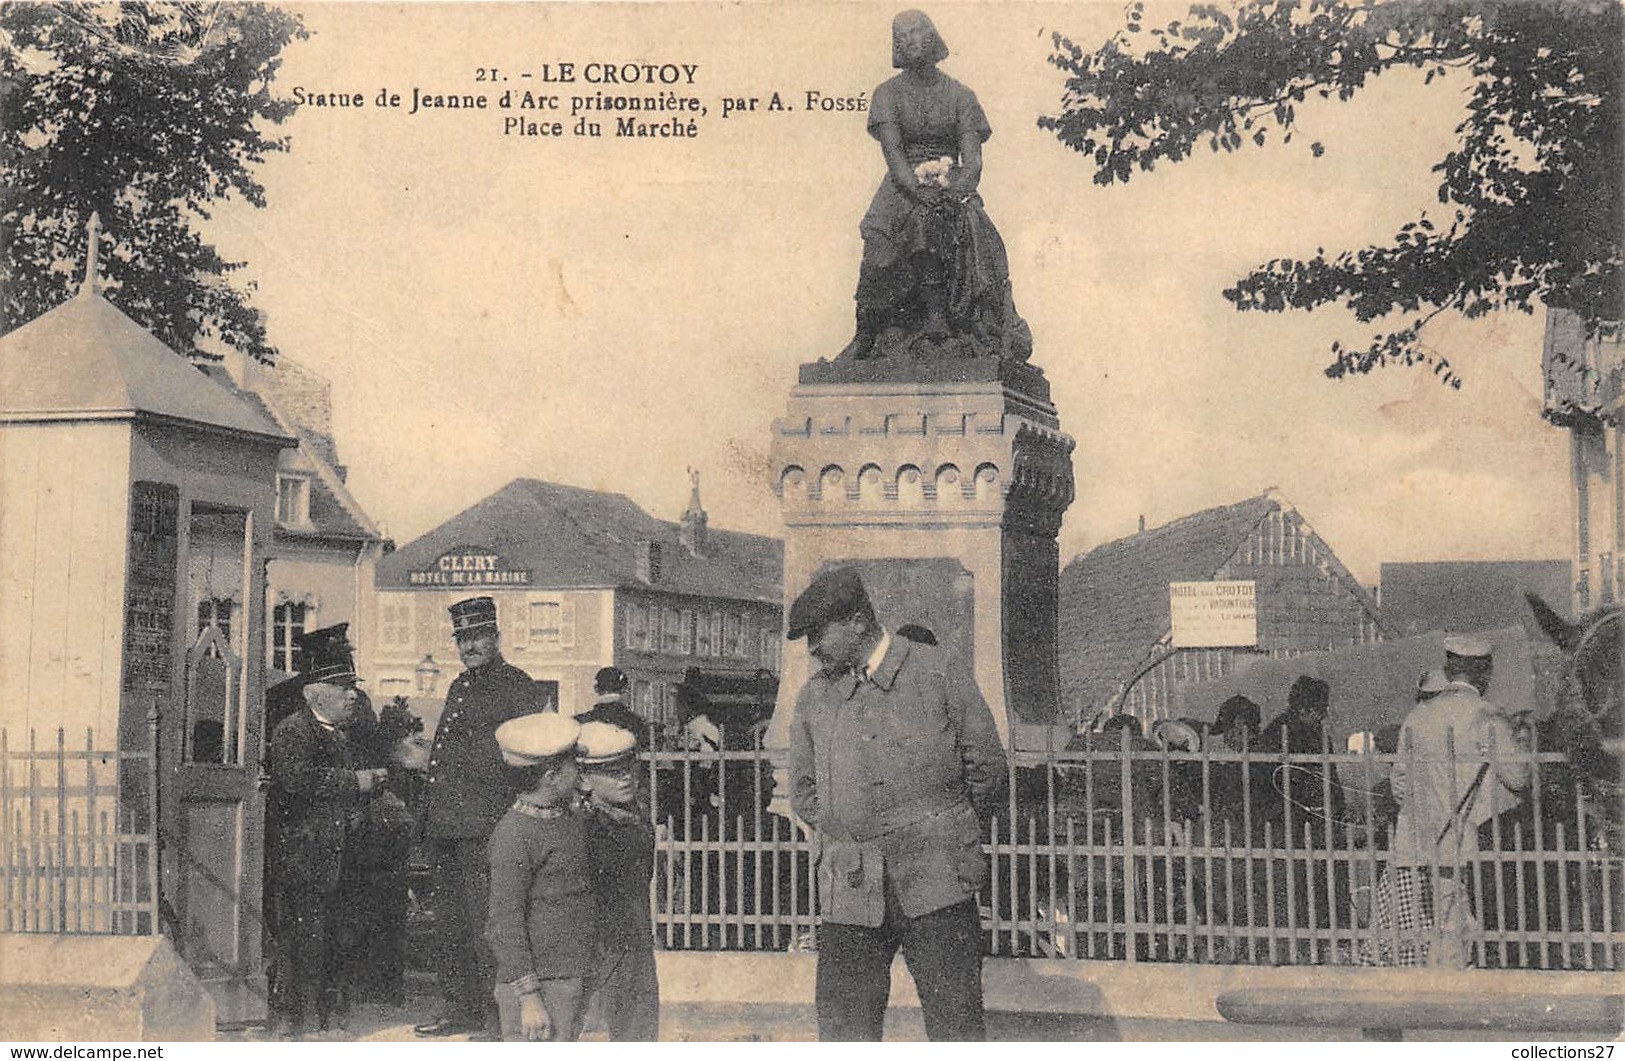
xmin=837 ymin=9 xmax=1032 ymax=364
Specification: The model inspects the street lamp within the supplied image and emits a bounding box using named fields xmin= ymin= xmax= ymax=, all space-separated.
xmin=415 ymin=654 xmax=441 ymax=695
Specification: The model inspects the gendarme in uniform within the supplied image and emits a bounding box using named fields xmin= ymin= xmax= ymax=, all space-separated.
xmin=414 ymin=596 xmax=548 ymax=1039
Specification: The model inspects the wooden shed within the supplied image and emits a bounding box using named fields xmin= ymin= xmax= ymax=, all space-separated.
xmin=0 ymin=258 xmax=295 ymax=1022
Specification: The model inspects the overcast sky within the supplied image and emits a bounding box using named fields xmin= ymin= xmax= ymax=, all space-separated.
xmin=203 ymin=1 xmax=1569 ymax=586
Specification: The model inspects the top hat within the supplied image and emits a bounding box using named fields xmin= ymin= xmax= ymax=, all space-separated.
xmin=787 ymin=567 xmax=872 ymax=641
xmin=449 ymin=596 xmax=499 ymax=637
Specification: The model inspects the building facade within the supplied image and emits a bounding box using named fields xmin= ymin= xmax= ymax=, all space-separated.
xmin=1542 ymin=306 xmax=1625 ymax=613
xmin=373 ymin=476 xmax=782 ymax=735
xmin=1379 ymin=559 xmax=1573 ymax=636
xmin=1059 ymin=491 xmax=1390 ymax=726
xmin=199 ymin=355 xmax=387 ymax=684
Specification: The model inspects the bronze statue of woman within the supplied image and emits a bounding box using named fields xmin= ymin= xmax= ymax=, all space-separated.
xmin=838 ymin=10 xmax=1031 ymax=363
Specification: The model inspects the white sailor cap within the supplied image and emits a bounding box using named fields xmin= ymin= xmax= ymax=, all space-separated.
xmin=576 ymin=721 xmax=638 ymax=766
xmin=494 ymin=713 xmax=579 ymax=767
xmin=1443 ymin=633 xmax=1493 ymax=659
xmin=1416 ymin=668 xmax=1452 ymax=695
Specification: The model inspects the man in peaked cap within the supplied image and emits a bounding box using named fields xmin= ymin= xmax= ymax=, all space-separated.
xmin=575 ymin=721 xmax=660 ymax=1041
xmin=1370 ymin=633 xmax=1530 ymax=967
xmin=412 ymin=596 xmax=549 ymax=1039
xmin=264 ymin=623 xmax=355 ymax=736
xmin=786 ymin=566 xmax=1006 ymax=1041
xmin=265 ymin=632 xmax=390 ymax=1037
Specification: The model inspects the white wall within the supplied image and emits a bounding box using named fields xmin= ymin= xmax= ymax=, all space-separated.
xmin=0 ymin=422 xmax=132 ymax=740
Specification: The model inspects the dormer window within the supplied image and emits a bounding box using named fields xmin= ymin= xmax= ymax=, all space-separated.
xmin=276 ymin=474 xmax=310 ymax=526
xmin=637 ymin=541 xmax=663 ymax=584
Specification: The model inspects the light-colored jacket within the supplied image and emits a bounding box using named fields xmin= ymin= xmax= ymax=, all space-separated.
xmin=1390 ymin=683 xmax=1528 ymax=867
xmin=788 ymin=633 xmax=1006 ymax=925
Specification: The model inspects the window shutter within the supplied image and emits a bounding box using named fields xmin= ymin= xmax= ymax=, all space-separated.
xmin=512 ymin=598 xmax=531 ymax=648
xmin=561 ymin=600 xmax=576 ymax=649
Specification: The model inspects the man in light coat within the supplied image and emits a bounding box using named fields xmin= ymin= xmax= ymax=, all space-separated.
xmin=787 ymin=566 xmax=1006 ymax=1041
xmin=1372 ymin=635 xmax=1529 ymax=967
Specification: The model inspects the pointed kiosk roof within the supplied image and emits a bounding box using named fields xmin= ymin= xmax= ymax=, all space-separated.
xmin=0 ymin=292 xmax=289 ymax=445
xmin=1 ymin=213 xmax=290 ymax=446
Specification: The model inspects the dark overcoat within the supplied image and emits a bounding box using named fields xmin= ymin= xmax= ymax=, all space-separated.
xmin=423 ymin=658 xmax=545 ymax=839
xmin=268 ymin=708 xmax=362 ymax=893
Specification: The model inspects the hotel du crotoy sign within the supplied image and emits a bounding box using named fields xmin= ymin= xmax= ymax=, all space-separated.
xmin=409 ymin=546 xmax=532 ymax=587
xmin=1169 ymin=580 xmax=1258 ymax=648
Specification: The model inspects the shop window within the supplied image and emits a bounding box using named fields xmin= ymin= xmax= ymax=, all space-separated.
xmin=759 ymin=628 xmax=778 ymax=670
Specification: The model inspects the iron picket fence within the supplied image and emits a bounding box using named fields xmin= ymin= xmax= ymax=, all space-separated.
xmin=0 ymin=727 xmax=161 ymax=936
xmin=643 ymin=733 xmax=1624 ymax=970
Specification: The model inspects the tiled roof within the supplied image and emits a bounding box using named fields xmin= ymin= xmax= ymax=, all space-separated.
xmin=376 ymin=478 xmax=782 ymax=603
xmin=1379 ymin=560 xmax=1572 ymax=637
xmin=0 ymin=293 xmax=288 ymax=444
xmin=1059 ymin=493 xmax=1279 ymax=716
xmin=210 ymin=376 xmax=379 ymax=543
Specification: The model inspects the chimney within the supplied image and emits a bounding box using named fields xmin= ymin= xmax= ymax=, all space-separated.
xmin=678 ymin=468 xmax=709 ymax=556
xmin=1138 ymin=514 xmax=1146 ymax=535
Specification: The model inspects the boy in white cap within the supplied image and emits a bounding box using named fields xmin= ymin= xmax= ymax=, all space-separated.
xmin=576 ymin=721 xmax=660 ymax=1041
xmin=484 ymin=713 xmax=595 ymax=1041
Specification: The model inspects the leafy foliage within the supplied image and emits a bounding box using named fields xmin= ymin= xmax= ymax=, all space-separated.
xmin=1 ymin=2 xmax=305 ymax=362
xmin=1041 ymin=0 xmax=1622 ymax=386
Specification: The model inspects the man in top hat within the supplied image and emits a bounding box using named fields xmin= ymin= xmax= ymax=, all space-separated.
xmin=413 ymin=596 xmax=550 ymax=1038
xmin=786 ymin=566 xmax=1006 ymax=1041
xmin=263 ymin=621 xmax=351 ymax=1013
xmin=265 ymin=634 xmax=390 ymax=1037
xmin=576 ymin=666 xmax=650 ymax=751
xmin=575 ymin=721 xmax=660 ymax=1041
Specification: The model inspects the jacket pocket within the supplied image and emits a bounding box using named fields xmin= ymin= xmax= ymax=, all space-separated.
xmin=815 ymin=835 xmax=885 ymax=928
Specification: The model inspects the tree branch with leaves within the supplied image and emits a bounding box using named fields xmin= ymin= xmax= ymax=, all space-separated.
xmin=1040 ymin=0 xmax=1621 ymax=387
xmin=1 ymin=2 xmax=306 ymax=362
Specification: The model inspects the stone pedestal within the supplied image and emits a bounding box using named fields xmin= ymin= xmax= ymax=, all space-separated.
xmin=765 ymin=357 xmax=1074 ymax=752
